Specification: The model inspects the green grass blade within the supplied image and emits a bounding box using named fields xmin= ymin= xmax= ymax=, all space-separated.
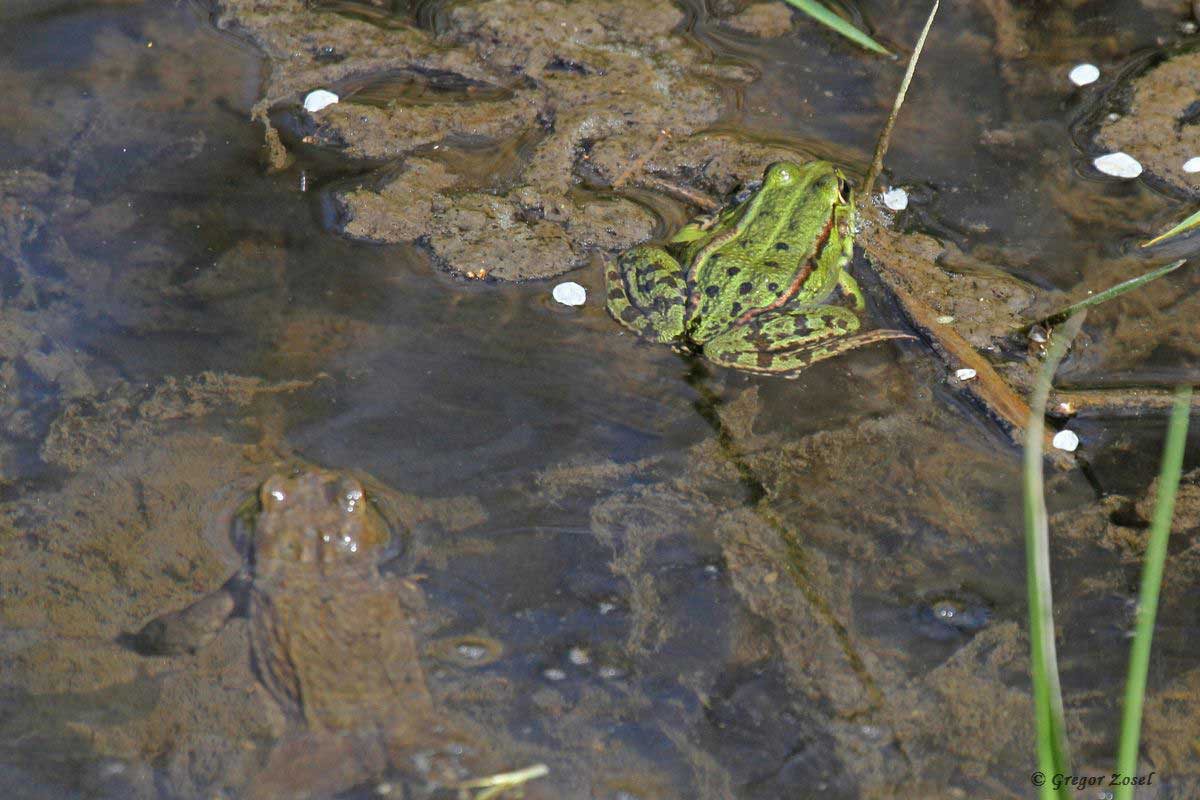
xmin=1114 ymin=385 xmax=1193 ymax=800
xmin=1037 ymin=259 xmax=1188 ymax=328
xmin=1024 ymin=313 xmax=1084 ymax=798
xmin=782 ymin=0 xmax=891 ymax=55
xmin=1142 ymin=207 xmax=1200 ymax=248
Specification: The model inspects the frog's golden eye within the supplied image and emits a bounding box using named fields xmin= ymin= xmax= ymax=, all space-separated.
xmin=835 ymin=177 xmax=849 ymax=204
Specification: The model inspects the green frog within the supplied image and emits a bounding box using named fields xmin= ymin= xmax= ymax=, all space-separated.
xmin=605 ymin=161 xmax=911 ymax=375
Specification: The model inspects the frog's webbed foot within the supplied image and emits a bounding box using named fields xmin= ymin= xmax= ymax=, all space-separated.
xmin=604 ymin=245 xmax=687 ymax=343
xmin=122 ymin=573 xmax=248 ymax=656
xmin=703 ymin=304 xmax=913 ymax=376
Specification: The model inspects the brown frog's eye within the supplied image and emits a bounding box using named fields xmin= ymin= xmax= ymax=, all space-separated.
xmin=260 ymin=476 xmax=290 ymax=511
xmin=337 ymin=477 xmax=365 ymax=515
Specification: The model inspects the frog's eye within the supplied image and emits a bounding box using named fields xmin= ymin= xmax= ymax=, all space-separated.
xmin=337 ymin=478 xmax=365 ymax=514
xmin=260 ymin=477 xmax=289 ymax=510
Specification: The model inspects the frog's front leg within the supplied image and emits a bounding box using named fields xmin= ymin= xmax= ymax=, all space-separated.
xmin=123 ymin=573 xmax=248 ymax=656
xmin=605 ymin=246 xmax=688 ymax=343
xmin=702 ymin=304 xmax=913 ymax=376
xmin=837 ymin=269 xmax=865 ymax=311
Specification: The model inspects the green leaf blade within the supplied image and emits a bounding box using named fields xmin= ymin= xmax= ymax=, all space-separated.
xmin=1142 ymin=207 xmax=1200 ymax=248
xmin=782 ymin=0 xmax=891 ymax=55
xmin=1114 ymin=386 xmax=1193 ymax=800
xmin=1024 ymin=314 xmax=1084 ymax=798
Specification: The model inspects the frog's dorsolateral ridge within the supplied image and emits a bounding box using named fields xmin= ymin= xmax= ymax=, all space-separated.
xmin=605 ymin=161 xmax=912 ymax=376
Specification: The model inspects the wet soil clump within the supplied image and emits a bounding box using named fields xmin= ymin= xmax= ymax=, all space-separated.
xmin=1097 ymin=46 xmax=1200 ymax=197
xmin=215 ymin=0 xmax=750 ymax=280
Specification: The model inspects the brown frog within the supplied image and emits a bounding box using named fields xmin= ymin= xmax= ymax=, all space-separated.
xmin=129 ymin=468 xmax=488 ymax=799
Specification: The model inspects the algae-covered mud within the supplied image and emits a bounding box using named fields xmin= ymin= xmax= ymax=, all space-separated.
xmin=2 ymin=0 xmax=1199 ymax=798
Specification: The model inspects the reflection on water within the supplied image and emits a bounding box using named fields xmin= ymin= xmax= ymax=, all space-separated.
xmin=0 ymin=0 xmax=1197 ymax=798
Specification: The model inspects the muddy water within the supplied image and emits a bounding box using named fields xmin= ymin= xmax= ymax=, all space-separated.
xmin=1 ymin=1 xmax=1199 ymax=798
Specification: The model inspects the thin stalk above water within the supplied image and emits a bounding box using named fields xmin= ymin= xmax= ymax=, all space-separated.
xmin=860 ymin=0 xmax=938 ymax=201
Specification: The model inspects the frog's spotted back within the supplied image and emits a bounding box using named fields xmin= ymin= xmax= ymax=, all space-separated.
xmin=604 ymin=160 xmax=909 ymax=376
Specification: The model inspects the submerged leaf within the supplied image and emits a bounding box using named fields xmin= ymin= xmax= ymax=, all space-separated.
xmin=782 ymin=0 xmax=891 ymax=55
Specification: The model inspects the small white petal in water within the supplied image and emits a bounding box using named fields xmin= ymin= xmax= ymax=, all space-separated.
xmin=1068 ymin=63 xmax=1100 ymax=86
xmin=1052 ymin=430 xmax=1080 ymax=452
xmin=303 ymin=89 xmax=339 ymax=113
xmin=1184 ymin=157 xmax=1200 ymax=174
xmin=954 ymin=368 xmax=977 ymax=381
xmin=552 ymin=281 xmax=587 ymax=306
xmin=881 ymin=187 xmax=909 ymax=211
xmin=1093 ymin=152 xmax=1142 ymax=178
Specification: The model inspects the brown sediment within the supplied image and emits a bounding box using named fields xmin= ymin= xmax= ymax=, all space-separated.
xmin=1097 ymin=48 xmax=1200 ymax=197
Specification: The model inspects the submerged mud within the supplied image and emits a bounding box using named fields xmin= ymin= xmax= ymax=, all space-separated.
xmin=2 ymin=0 xmax=1200 ymax=798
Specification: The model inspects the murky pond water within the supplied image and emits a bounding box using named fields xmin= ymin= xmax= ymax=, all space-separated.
xmin=2 ymin=1 xmax=1199 ymax=798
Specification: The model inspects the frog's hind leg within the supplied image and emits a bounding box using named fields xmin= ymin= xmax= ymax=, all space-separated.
xmin=703 ymin=304 xmax=913 ymax=376
xmin=604 ymin=246 xmax=687 ymax=343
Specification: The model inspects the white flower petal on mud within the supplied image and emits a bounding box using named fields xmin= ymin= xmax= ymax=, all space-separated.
xmin=881 ymin=187 xmax=908 ymax=211
xmin=954 ymin=368 xmax=977 ymax=381
xmin=1068 ymin=63 xmax=1100 ymax=86
xmin=1052 ymin=430 xmax=1080 ymax=452
xmin=1093 ymin=152 xmax=1142 ymax=178
xmin=1183 ymin=157 xmax=1200 ymax=174
xmin=552 ymin=281 xmax=587 ymax=306
xmin=303 ymin=89 xmax=339 ymax=113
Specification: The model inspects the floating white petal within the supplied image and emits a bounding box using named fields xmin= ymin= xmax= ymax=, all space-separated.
xmin=954 ymin=368 xmax=977 ymax=381
xmin=552 ymin=281 xmax=587 ymax=306
xmin=1068 ymin=63 xmax=1100 ymax=86
xmin=303 ymin=89 xmax=339 ymax=113
xmin=1052 ymin=430 xmax=1080 ymax=452
xmin=882 ymin=187 xmax=909 ymax=211
xmin=1093 ymin=152 xmax=1142 ymax=178
xmin=1184 ymin=157 xmax=1200 ymax=174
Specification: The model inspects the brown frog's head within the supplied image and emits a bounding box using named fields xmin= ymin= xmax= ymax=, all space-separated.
xmin=249 ymin=469 xmax=393 ymax=575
